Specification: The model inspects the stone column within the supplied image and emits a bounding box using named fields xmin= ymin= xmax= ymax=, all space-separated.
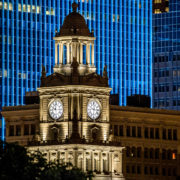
xmin=59 ymin=43 xmax=63 ymax=65
xmin=86 ymin=43 xmax=90 ymax=65
xmin=92 ymin=152 xmax=94 ymax=171
xmin=77 ymin=43 xmax=80 ymax=63
xmin=70 ymin=43 xmax=73 ymax=63
xmin=100 ymin=152 xmax=103 ymax=173
xmin=72 ymin=42 xmax=75 ymax=59
xmin=83 ymin=152 xmax=86 ymax=172
xmin=74 ymin=43 xmax=77 ymax=58
xmin=91 ymin=43 xmax=94 ymax=66
xmin=109 ymin=152 xmax=112 ymax=174
xmin=55 ymin=43 xmax=58 ymax=65
xmin=80 ymin=43 xmax=83 ymax=64
xmin=119 ymin=151 xmax=123 ymax=175
xmin=66 ymin=43 xmax=70 ymax=64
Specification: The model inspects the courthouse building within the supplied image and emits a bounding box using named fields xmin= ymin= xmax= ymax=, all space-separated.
xmin=1 ymin=3 xmax=180 ymax=180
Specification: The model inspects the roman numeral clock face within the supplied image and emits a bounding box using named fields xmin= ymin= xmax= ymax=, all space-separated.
xmin=49 ymin=99 xmax=63 ymax=120
xmin=87 ymin=99 xmax=101 ymax=120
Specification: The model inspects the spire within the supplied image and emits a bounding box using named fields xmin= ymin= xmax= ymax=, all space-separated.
xmin=72 ymin=2 xmax=78 ymax=12
xmin=41 ymin=65 xmax=46 ymax=78
xmin=103 ymin=65 xmax=108 ymax=79
xmin=40 ymin=65 xmax=46 ymax=87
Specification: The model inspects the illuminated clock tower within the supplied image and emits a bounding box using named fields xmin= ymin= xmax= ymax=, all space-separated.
xmin=3 ymin=3 xmax=125 ymax=179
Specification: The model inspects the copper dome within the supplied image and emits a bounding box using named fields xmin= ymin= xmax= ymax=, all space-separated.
xmin=56 ymin=3 xmax=93 ymax=37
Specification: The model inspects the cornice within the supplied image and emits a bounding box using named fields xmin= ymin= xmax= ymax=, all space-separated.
xmin=38 ymin=85 xmax=111 ymax=96
xmin=2 ymin=104 xmax=39 ymax=112
xmin=110 ymin=105 xmax=180 ymax=116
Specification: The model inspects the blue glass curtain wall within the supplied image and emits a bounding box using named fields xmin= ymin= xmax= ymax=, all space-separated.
xmin=153 ymin=1 xmax=180 ymax=110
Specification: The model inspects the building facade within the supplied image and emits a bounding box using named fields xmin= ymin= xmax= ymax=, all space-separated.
xmin=111 ymin=105 xmax=180 ymax=180
xmin=3 ymin=104 xmax=180 ymax=180
xmin=153 ymin=0 xmax=180 ymax=110
xmin=0 ymin=0 xmax=152 ymax=140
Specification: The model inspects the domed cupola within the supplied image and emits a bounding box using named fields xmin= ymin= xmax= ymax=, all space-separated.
xmin=56 ymin=2 xmax=93 ymax=37
xmin=53 ymin=2 xmax=96 ymax=75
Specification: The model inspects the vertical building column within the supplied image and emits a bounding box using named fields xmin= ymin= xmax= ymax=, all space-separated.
xmin=59 ymin=42 xmax=63 ymax=65
xmin=83 ymin=152 xmax=86 ymax=172
xmin=66 ymin=42 xmax=70 ymax=64
xmin=70 ymin=43 xmax=73 ymax=63
xmin=55 ymin=43 xmax=58 ymax=65
xmin=119 ymin=151 xmax=123 ymax=175
xmin=86 ymin=43 xmax=90 ymax=65
xmin=92 ymin=152 xmax=94 ymax=171
xmin=72 ymin=42 xmax=75 ymax=60
xmin=109 ymin=152 xmax=112 ymax=174
xmin=80 ymin=43 xmax=83 ymax=64
xmin=100 ymin=152 xmax=103 ymax=173
xmin=77 ymin=43 xmax=80 ymax=63
xmin=91 ymin=43 xmax=94 ymax=66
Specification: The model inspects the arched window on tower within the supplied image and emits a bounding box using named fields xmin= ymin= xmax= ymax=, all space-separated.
xmin=63 ymin=45 xmax=67 ymax=64
xmin=83 ymin=45 xmax=86 ymax=64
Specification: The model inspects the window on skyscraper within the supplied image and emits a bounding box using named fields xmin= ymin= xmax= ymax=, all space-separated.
xmin=155 ymin=148 xmax=159 ymax=159
xmin=137 ymin=147 xmax=141 ymax=158
xmin=132 ymin=126 xmax=136 ymax=137
xmin=155 ymin=128 xmax=159 ymax=139
xmin=150 ymin=167 xmax=153 ymax=175
xmin=155 ymin=167 xmax=159 ymax=175
xmin=163 ymin=129 xmax=166 ymax=139
xmin=137 ymin=127 xmax=141 ymax=138
xmin=126 ymin=126 xmax=130 ymax=137
xmin=144 ymin=166 xmax=148 ymax=174
xmin=16 ymin=125 xmax=21 ymax=136
xmin=144 ymin=148 xmax=148 ymax=159
xmin=137 ymin=166 xmax=141 ymax=174
xmin=150 ymin=128 xmax=154 ymax=139
xmin=173 ymin=129 xmax=177 ymax=140
xmin=9 ymin=125 xmax=14 ymax=136
xmin=168 ymin=129 xmax=172 ymax=140
xmin=162 ymin=149 xmax=166 ymax=160
xmin=119 ymin=125 xmax=123 ymax=136
xmin=144 ymin=128 xmax=148 ymax=138
xmin=24 ymin=124 xmax=29 ymax=135
xmin=31 ymin=124 xmax=36 ymax=135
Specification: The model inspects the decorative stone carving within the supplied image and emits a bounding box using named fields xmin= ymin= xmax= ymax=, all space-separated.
xmin=86 ymin=152 xmax=91 ymax=159
xmin=68 ymin=152 xmax=74 ymax=160
xmin=41 ymin=59 xmax=108 ymax=88
xmin=94 ymin=153 xmax=99 ymax=160
xmin=78 ymin=152 xmax=83 ymax=159
xmin=102 ymin=153 xmax=107 ymax=160
xmin=60 ymin=152 xmax=65 ymax=159
xmin=113 ymin=154 xmax=120 ymax=161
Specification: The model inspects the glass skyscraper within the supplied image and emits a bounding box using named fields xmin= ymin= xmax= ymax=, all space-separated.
xmin=153 ymin=0 xmax=180 ymax=110
xmin=0 ymin=0 xmax=152 ymax=140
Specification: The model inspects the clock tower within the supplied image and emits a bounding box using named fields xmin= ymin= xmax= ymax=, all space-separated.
xmin=4 ymin=3 xmax=125 ymax=179
xmin=38 ymin=2 xmax=111 ymax=144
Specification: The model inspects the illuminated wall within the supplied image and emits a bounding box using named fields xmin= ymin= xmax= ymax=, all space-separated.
xmin=153 ymin=1 xmax=180 ymax=110
xmin=0 ymin=0 xmax=152 ymax=140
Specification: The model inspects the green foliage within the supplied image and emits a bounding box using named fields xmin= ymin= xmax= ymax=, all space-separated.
xmin=0 ymin=141 xmax=93 ymax=180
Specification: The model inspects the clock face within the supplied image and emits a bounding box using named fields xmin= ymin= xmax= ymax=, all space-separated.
xmin=87 ymin=100 xmax=101 ymax=120
xmin=49 ymin=100 xmax=63 ymax=120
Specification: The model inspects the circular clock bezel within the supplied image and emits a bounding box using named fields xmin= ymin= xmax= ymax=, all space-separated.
xmin=48 ymin=99 xmax=63 ymax=120
xmin=87 ymin=99 xmax=101 ymax=120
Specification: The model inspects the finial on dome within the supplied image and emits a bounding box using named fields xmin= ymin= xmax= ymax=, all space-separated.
xmin=72 ymin=2 xmax=78 ymax=12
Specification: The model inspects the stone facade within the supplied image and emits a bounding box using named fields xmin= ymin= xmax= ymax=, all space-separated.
xmin=110 ymin=106 xmax=180 ymax=180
